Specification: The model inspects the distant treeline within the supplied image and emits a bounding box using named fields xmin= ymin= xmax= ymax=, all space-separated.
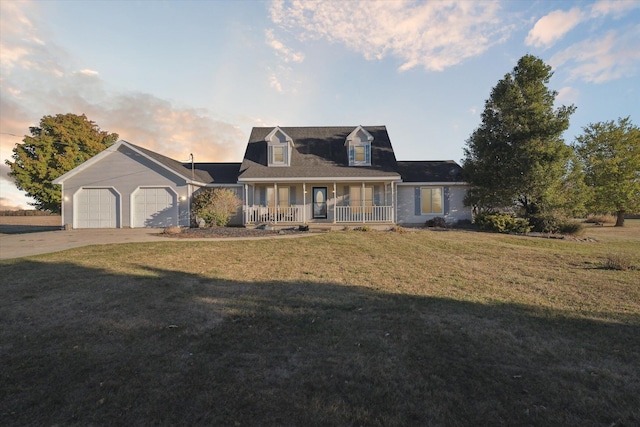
xmin=0 ymin=210 xmax=55 ymax=217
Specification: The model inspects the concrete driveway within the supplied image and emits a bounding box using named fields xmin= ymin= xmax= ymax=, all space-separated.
xmin=0 ymin=227 xmax=315 ymax=260
xmin=0 ymin=228 xmax=167 ymax=260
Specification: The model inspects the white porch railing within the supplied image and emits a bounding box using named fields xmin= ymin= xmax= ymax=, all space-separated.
xmin=335 ymin=206 xmax=393 ymax=223
xmin=246 ymin=206 xmax=303 ymax=223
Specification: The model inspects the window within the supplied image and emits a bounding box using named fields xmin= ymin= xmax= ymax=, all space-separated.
xmin=350 ymin=186 xmax=374 ymax=213
xmin=421 ymin=187 xmax=443 ymax=214
xmin=266 ymin=186 xmax=290 ymax=208
xmin=266 ymin=127 xmax=292 ymax=167
xmin=273 ymin=146 xmax=284 ymax=163
xmin=346 ymin=126 xmax=373 ymax=166
xmin=349 ymin=143 xmax=371 ymax=166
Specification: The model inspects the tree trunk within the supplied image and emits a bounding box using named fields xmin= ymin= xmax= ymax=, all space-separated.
xmin=615 ymin=210 xmax=625 ymax=227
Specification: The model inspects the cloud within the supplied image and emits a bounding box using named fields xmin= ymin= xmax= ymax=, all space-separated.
xmin=265 ymin=29 xmax=305 ymax=63
xmin=269 ymin=0 xmax=511 ymax=72
xmin=0 ymin=1 xmax=248 ymax=209
xmin=555 ymin=86 xmax=580 ymax=104
xmin=525 ymin=8 xmax=585 ymax=48
xmin=550 ymin=27 xmax=640 ymax=83
xmin=590 ymin=0 xmax=640 ymax=18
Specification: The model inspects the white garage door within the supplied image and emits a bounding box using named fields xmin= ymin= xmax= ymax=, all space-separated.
xmin=133 ymin=187 xmax=178 ymax=228
xmin=75 ymin=188 xmax=118 ymax=228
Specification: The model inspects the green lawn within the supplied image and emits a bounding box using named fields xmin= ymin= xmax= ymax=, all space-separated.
xmin=1 ymin=223 xmax=639 ymax=426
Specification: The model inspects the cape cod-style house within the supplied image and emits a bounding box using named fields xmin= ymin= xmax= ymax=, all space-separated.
xmin=53 ymin=126 xmax=472 ymax=229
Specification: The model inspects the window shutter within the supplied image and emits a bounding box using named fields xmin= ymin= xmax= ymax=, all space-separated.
xmin=349 ymin=146 xmax=355 ymax=165
xmin=373 ymin=185 xmax=381 ymax=205
xmin=283 ymin=146 xmax=288 ymax=165
xmin=268 ymin=145 xmax=273 ymax=165
xmin=415 ymin=187 xmax=421 ymax=216
xmin=365 ymin=144 xmax=371 ymax=164
xmin=443 ymin=187 xmax=450 ymax=215
xmin=344 ymin=186 xmax=350 ymax=205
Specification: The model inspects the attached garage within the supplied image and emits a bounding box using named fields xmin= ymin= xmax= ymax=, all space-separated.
xmin=74 ymin=188 xmax=119 ymax=228
xmin=132 ymin=187 xmax=178 ymax=228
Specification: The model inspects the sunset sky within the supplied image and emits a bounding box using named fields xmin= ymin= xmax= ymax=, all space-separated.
xmin=1 ymin=0 xmax=638 ymax=209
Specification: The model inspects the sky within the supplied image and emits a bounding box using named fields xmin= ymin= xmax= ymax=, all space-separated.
xmin=1 ymin=0 xmax=638 ymax=210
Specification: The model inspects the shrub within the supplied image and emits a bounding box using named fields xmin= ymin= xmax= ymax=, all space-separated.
xmin=354 ymin=225 xmax=372 ymax=232
xmin=425 ymin=217 xmax=447 ymax=228
xmin=585 ymin=214 xmax=616 ymax=224
xmin=604 ymin=254 xmax=632 ymax=271
xmin=390 ymin=225 xmax=407 ymax=233
xmin=528 ymin=213 xmax=585 ymax=235
xmin=558 ymin=220 xmax=584 ymax=235
xmin=192 ymin=188 xmax=242 ymax=227
xmin=450 ymin=219 xmax=475 ymax=229
xmin=163 ymin=226 xmax=182 ymax=235
xmin=474 ymin=212 xmax=531 ymax=234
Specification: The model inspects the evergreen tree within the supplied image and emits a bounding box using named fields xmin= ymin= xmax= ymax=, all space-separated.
xmin=6 ymin=113 xmax=118 ymax=213
xmin=462 ymin=55 xmax=576 ymax=217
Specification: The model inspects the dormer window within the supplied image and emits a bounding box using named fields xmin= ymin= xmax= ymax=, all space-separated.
xmin=346 ymin=126 xmax=373 ymax=166
xmin=265 ymin=126 xmax=293 ymax=167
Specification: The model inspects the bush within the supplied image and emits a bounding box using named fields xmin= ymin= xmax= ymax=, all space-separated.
xmin=425 ymin=217 xmax=447 ymax=228
xmin=450 ymin=219 xmax=475 ymax=229
xmin=192 ymin=188 xmax=242 ymax=227
xmin=528 ymin=213 xmax=584 ymax=235
xmin=474 ymin=212 xmax=531 ymax=234
xmin=585 ymin=214 xmax=616 ymax=224
xmin=558 ymin=220 xmax=584 ymax=235
xmin=390 ymin=225 xmax=407 ymax=233
xmin=163 ymin=226 xmax=182 ymax=235
xmin=604 ymin=254 xmax=632 ymax=271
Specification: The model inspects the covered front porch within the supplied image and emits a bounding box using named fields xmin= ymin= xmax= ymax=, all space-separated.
xmin=241 ymin=181 xmax=399 ymax=225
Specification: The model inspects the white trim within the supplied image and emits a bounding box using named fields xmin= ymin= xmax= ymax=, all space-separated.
xmin=239 ymin=177 xmax=401 ymax=183
xmin=52 ymin=140 xmax=208 ymax=186
xmin=59 ymin=182 xmax=65 ymax=227
xmin=203 ymin=183 xmax=243 ymax=188
xmin=420 ymin=186 xmax=444 ymax=215
xmin=264 ymin=126 xmax=293 ymax=144
xmin=345 ymin=125 xmax=374 ymax=143
xmin=397 ymin=181 xmax=468 ymax=186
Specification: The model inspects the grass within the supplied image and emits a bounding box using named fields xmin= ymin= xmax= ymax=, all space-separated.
xmin=1 ymin=221 xmax=639 ymax=426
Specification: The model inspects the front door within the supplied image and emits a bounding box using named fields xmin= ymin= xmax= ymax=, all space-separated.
xmin=313 ymin=187 xmax=327 ymax=219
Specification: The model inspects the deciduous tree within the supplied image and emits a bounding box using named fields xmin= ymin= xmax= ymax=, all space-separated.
xmin=5 ymin=113 xmax=118 ymax=213
xmin=573 ymin=117 xmax=640 ymax=227
xmin=462 ymin=55 xmax=576 ymax=218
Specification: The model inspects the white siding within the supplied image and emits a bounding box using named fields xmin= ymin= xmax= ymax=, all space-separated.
xmin=396 ymin=185 xmax=472 ymax=225
xmin=61 ymin=145 xmax=190 ymax=228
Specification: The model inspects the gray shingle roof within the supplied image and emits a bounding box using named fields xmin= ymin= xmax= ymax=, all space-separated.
xmin=127 ymin=142 xmax=240 ymax=184
xmin=238 ymin=126 xmax=401 ymax=180
xmin=189 ymin=163 xmax=241 ymax=184
xmin=396 ymin=161 xmax=464 ymax=182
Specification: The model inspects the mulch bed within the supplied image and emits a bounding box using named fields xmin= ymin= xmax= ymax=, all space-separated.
xmin=158 ymin=226 xmax=307 ymax=239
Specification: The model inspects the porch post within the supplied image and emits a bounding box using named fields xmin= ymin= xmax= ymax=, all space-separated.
xmin=333 ymin=182 xmax=337 ymax=223
xmin=274 ymin=183 xmax=278 ymax=224
xmin=392 ymin=182 xmax=396 ymax=223
xmin=244 ymin=184 xmax=248 ymax=225
xmin=303 ymin=182 xmax=306 ymax=223
xmin=362 ymin=182 xmax=366 ymax=223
